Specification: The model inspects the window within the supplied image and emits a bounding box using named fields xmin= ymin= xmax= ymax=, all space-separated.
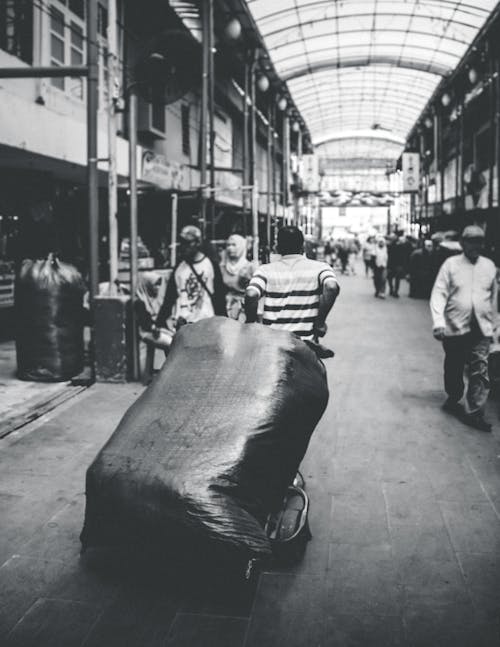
xmin=98 ymin=4 xmax=108 ymax=37
xmin=0 ymin=0 xmax=33 ymax=64
xmin=68 ymin=0 xmax=84 ymax=20
xmin=181 ymin=105 xmax=190 ymax=156
xmin=49 ymin=1 xmax=111 ymax=105
xmin=50 ymin=7 xmax=66 ymax=90
xmin=151 ymin=97 xmax=166 ymax=134
xmin=69 ymin=22 xmax=84 ymax=99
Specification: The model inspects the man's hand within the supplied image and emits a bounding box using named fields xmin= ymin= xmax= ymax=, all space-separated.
xmin=313 ymin=321 xmax=327 ymax=338
xmin=433 ymin=327 xmax=446 ymax=341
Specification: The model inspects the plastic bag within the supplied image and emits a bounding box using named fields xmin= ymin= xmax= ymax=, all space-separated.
xmin=15 ymin=254 xmax=85 ymax=381
xmin=81 ymin=317 xmax=329 ymax=569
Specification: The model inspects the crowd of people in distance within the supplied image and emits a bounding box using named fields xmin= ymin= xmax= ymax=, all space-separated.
xmin=322 ymin=229 xmax=463 ymax=301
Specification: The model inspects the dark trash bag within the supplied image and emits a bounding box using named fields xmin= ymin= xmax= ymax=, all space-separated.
xmin=80 ymin=317 xmax=329 ymax=572
xmin=15 ymin=254 xmax=85 ymax=382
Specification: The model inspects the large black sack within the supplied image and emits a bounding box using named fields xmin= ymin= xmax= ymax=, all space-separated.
xmin=81 ymin=317 xmax=329 ymax=569
xmin=15 ymin=254 xmax=85 ymax=381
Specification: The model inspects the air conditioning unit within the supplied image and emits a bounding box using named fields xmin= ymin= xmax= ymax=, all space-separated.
xmin=138 ymin=96 xmax=166 ymax=139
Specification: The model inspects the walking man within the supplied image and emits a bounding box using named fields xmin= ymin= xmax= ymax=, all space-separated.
xmin=430 ymin=225 xmax=497 ymax=431
xmin=154 ymin=225 xmax=227 ymax=331
xmin=244 ymin=226 xmax=339 ymax=343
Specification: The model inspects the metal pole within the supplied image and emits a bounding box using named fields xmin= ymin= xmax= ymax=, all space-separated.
xmin=0 ymin=65 xmax=89 ymax=78
xmin=200 ymin=0 xmax=209 ymax=238
xmin=272 ymin=105 xmax=277 ymax=244
xmin=242 ymin=59 xmax=249 ymax=235
xmin=128 ymin=88 xmax=139 ymax=381
xmin=488 ymin=52 xmax=495 ymax=211
xmin=87 ymin=0 xmax=99 ymax=299
xmin=283 ymin=112 xmax=290 ymax=216
xmin=208 ymin=0 xmax=216 ymax=243
xmin=171 ymin=192 xmax=178 ymax=266
xmin=107 ymin=0 xmax=119 ymax=293
xmin=266 ymin=101 xmax=272 ymax=260
xmin=496 ymin=58 xmax=500 ymax=216
xmin=250 ymin=52 xmax=258 ymax=261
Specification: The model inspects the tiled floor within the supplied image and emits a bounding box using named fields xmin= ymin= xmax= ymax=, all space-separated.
xmin=1 ymin=269 xmax=500 ymax=646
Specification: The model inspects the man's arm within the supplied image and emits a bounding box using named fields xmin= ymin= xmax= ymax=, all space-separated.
xmin=314 ymin=277 xmax=340 ymax=337
xmin=245 ymin=286 xmax=260 ymax=323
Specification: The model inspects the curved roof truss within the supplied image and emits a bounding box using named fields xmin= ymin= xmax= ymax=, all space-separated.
xmin=247 ymin=0 xmax=497 ymax=158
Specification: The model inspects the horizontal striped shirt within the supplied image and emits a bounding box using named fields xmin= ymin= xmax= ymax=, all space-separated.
xmin=248 ymin=254 xmax=338 ymax=340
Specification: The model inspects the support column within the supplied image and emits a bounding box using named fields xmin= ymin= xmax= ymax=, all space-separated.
xmin=250 ymin=52 xmax=258 ymax=261
xmin=87 ymin=0 xmax=99 ymax=379
xmin=107 ymin=0 xmax=119 ymax=292
xmin=266 ymin=101 xmax=272 ymax=260
xmin=87 ymin=0 xmax=99 ymax=300
xmin=171 ymin=192 xmax=178 ymax=267
xmin=128 ymin=88 xmax=139 ymax=381
xmin=200 ymin=0 xmax=209 ymax=238
xmin=208 ymin=0 xmax=216 ymax=242
xmin=488 ymin=52 xmax=495 ymax=211
xmin=242 ymin=59 xmax=249 ymax=235
xmin=282 ymin=112 xmax=290 ymax=219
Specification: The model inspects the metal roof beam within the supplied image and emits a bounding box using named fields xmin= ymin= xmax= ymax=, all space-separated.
xmin=282 ymin=54 xmax=450 ymax=81
xmin=249 ymin=0 xmax=489 ymax=27
xmin=265 ymin=21 xmax=473 ymax=50
xmin=312 ymin=130 xmax=405 ymax=146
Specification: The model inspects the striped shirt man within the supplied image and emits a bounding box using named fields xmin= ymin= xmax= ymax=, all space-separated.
xmin=247 ymin=255 xmax=338 ymax=340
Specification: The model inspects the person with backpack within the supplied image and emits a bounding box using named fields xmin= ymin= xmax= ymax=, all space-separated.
xmin=153 ymin=225 xmax=226 ymax=333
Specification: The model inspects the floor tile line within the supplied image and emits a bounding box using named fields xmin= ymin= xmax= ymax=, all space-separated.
xmin=466 ymin=456 xmax=500 ymax=522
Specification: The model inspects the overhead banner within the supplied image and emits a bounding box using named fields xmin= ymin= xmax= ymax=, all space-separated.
xmin=402 ymin=152 xmax=420 ymax=192
xmin=300 ymin=155 xmax=320 ymax=192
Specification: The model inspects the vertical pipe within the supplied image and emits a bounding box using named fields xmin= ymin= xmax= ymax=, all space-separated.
xmin=208 ymin=0 xmax=216 ymax=242
xmin=107 ymin=0 xmax=118 ymax=292
xmin=271 ymin=105 xmax=277 ymax=247
xmin=128 ymin=88 xmax=139 ymax=381
xmin=250 ymin=53 xmax=258 ymax=261
xmin=242 ymin=59 xmax=249 ymax=235
xmin=488 ymin=52 xmax=495 ymax=211
xmin=171 ymin=192 xmax=178 ymax=267
xmin=459 ymin=99 xmax=465 ymax=212
xmin=200 ymin=0 xmax=209 ymax=238
xmin=266 ymin=101 xmax=272 ymax=260
xmin=87 ymin=0 xmax=99 ymax=300
xmin=496 ymin=58 xmax=500 ymax=215
xmin=433 ymin=111 xmax=439 ymax=220
xmin=283 ymin=112 xmax=290 ymax=216
xmin=86 ymin=0 xmax=99 ymax=380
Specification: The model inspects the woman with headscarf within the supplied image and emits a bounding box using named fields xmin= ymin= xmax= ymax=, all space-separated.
xmin=220 ymin=234 xmax=255 ymax=320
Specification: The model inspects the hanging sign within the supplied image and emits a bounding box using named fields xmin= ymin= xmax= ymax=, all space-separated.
xmin=402 ymin=152 xmax=420 ymax=192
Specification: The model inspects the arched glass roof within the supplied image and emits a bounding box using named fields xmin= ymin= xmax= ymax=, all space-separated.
xmin=247 ymin=0 xmax=498 ymax=158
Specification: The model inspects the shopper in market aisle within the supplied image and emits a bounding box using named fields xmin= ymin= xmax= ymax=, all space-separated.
xmin=373 ymin=237 xmax=388 ymax=299
xmin=154 ymin=225 xmax=227 ymax=332
xmin=430 ymin=225 xmax=497 ymax=432
xmin=245 ymin=226 xmax=339 ymax=343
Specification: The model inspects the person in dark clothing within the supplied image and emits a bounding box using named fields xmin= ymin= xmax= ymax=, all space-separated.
xmin=387 ymin=234 xmax=412 ymax=297
xmin=409 ymin=239 xmax=434 ymax=298
xmin=154 ymin=225 xmax=227 ymax=333
xmin=337 ymin=241 xmax=349 ymax=275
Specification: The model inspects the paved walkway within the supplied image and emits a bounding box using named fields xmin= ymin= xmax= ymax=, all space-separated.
xmin=1 ymin=270 xmax=500 ymax=646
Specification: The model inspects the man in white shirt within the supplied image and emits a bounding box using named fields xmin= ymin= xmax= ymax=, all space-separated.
xmin=430 ymin=225 xmax=497 ymax=431
xmin=155 ymin=225 xmax=227 ymax=331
